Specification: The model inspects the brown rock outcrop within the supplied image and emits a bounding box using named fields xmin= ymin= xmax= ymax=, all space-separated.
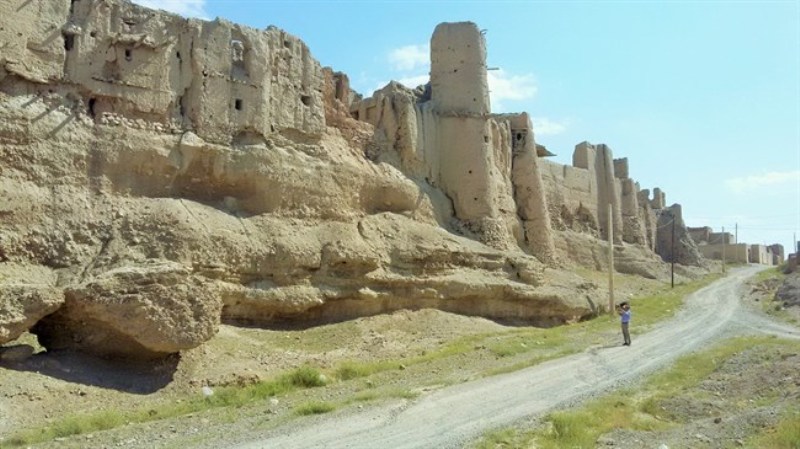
xmin=33 ymin=262 xmax=220 ymax=359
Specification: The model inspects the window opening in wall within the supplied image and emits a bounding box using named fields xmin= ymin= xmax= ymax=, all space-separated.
xmin=178 ymin=95 xmax=187 ymax=118
xmin=231 ymin=39 xmax=247 ymax=79
xmin=235 ymin=99 xmax=243 ymax=111
xmin=87 ymin=98 xmax=97 ymax=118
xmin=516 ymin=132 xmax=523 ymax=142
xmin=300 ymin=95 xmax=311 ymax=106
xmin=124 ymin=48 xmax=132 ymax=61
xmin=63 ymin=34 xmax=75 ymax=51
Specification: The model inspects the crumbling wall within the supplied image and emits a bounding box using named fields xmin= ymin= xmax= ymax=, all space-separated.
xmin=655 ymin=204 xmax=703 ymax=266
xmin=429 ymin=22 xmax=514 ymax=248
xmin=539 ymin=158 xmax=598 ymax=234
xmin=614 ymin=158 xmax=647 ymax=245
xmin=638 ymin=189 xmax=658 ymax=251
xmin=688 ymin=226 xmax=712 ymax=244
xmin=6 ymin=0 xmax=324 ymax=145
xmin=497 ymin=113 xmax=555 ymax=261
xmin=541 ymin=141 xmax=626 ymax=241
xmin=352 ymin=22 xmax=533 ymax=252
xmin=0 ymin=0 xmax=70 ymax=84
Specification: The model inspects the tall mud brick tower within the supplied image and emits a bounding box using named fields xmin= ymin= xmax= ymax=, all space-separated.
xmin=429 ymin=23 xmax=498 ymax=234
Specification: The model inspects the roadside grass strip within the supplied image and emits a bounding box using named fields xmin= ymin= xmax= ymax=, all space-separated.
xmin=1 ymin=366 xmax=328 ymax=447
xmin=472 ymin=336 xmax=800 ymax=449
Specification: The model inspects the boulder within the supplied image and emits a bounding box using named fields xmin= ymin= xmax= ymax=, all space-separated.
xmin=32 ymin=261 xmax=221 ymax=359
xmin=0 ymin=284 xmax=63 ymax=345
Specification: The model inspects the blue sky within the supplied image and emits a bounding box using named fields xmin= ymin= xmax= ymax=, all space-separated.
xmin=134 ymin=0 xmax=800 ymax=256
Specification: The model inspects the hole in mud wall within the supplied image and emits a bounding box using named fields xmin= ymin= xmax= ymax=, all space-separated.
xmin=516 ymin=132 xmax=523 ymax=141
xmin=124 ymin=48 xmax=133 ymax=62
xmin=87 ymin=98 xmax=97 ymax=118
xmin=235 ymin=99 xmax=243 ymax=111
xmin=231 ymin=39 xmax=247 ymax=78
xmin=300 ymin=95 xmax=311 ymax=106
xmin=351 ymin=110 xmax=360 ymax=120
xmin=63 ymin=34 xmax=75 ymax=51
xmin=179 ymin=95 xmax=187 ymax=118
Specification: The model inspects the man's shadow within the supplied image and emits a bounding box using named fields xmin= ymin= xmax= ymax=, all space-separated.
xmin=0 ymin=345 xmax=178 ymax=394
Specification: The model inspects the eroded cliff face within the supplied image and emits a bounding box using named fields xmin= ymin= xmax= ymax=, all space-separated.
xmin=0 ymin=3 xmax=620 ymax=360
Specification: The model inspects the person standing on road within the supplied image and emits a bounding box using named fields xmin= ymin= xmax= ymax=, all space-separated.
xmin=618 ymin=302 xmax=631 ymax=346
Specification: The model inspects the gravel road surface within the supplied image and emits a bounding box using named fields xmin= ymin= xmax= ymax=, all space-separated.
xmin=235 ymin=266 xmax=800 ymax=449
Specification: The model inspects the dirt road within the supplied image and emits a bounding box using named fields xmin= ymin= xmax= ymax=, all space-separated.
xmin=235 ymin=266 xmax=800 ymax=449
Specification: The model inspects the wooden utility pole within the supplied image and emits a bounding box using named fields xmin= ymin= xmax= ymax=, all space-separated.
xmin=608 ymin=204 xmax=615 ymax=315
xmin=722 ymin=226 xmax=726 ymax=274
xmin=670 ymin=212 xmax=675 ymax=288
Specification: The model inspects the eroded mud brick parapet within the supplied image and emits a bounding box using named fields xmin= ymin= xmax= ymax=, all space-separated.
xmin=3 ymin=0 xmax=324 ymax=144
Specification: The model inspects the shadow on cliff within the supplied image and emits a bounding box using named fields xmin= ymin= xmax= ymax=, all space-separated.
xmin=0 ymin=345 xmax=178 ymax=394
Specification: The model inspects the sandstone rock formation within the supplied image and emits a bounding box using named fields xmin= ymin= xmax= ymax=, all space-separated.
xmin=0 ymin=2 xmax=703 ymax=359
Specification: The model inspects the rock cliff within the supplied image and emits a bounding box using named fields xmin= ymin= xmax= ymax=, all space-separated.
xmin=0 ymin=1 xmax=700 ymax=359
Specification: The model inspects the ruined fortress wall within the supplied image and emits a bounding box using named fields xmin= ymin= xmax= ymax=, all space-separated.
xmin=497 ymin=113 xmax=555 ymax=260
xmin=430 ymin=23 xmax=490 ymax=114
xmin=620 ymin=178 xmax=646 ymax=245
xmin=430 ymin=22 xmax=495 ymax=222
xmin=688 ymin=226 xmax=712 ymax=244
xmin=5 ymin=0 xmax=324 ymax=145
xmin=539 ymin=159 xmax=598 ymax=232
xmin=0 ymin=0 xmax=71 ymax=83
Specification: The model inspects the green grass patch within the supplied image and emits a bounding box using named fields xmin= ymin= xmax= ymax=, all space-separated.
xmin=752 ymin=265 xmax=784 ymax=283
xmin=472 ymin=428 xmax=525 ymax=449
xmin=747 ymin=408 xmax=800 ymax=449
xmin=294 ymin=401 xmax=336 ymax=416
xmin=281 ymin=365 xmax=328 ymax=388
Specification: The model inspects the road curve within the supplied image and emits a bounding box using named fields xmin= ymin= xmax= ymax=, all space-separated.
xmin=236 ymin=266 xmax=800 ymax=449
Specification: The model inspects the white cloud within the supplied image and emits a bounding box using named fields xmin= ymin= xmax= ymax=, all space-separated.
xmin=531 ymin=117 xmax=568 ymax=136
xmin=131 ymin=0 xmax=208 ymax=19
xmin=487 ymin=70 xmax=538 ymax=112
xmin=396 ymin=75 xmax=430 ymax=89
xmin=725 ymin=170 xmax=800 ymax=193
xmin=388 ymin=44 xmax=429 ymax=72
